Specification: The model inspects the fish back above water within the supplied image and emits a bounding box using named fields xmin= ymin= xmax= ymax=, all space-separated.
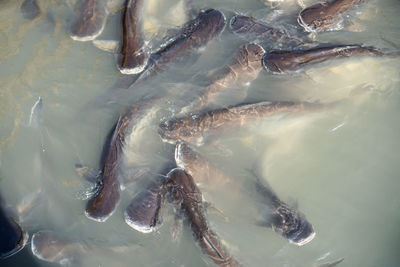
xmin=117 ymin=0 xmax=148 ymax=75
xmin=263 ymin=44 xmax=386 ymax=73
xmin=0 ymin=205 xmax=28 ymax=259
xmin=70 ymin=0 xmax=109 ymax=41
xmin=85 ymin=100 xmax=156 ymax=222
xmin=159 ymin=101 xmax=326 ymax=145
xmin=298 ymin=0 xmax=365 ymax=32
xmin=166 ymin=168 xmax=242 ymax=267
xmin=132 ymin=8 xmax=226 ymax=86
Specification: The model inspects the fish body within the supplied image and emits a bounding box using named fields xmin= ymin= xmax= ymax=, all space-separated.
xmin=85 ymin=99 xmax=156 ymax=222
xmin=262 ymin=44 xmax=385 ymax=73
xmin=180 ymin=43 xmax=265 ymax=114
xmin=159 ymin=101 xmax=323 ymax=145
xmin=298 ymin=0 xmax=364 ymax=32
xmin=254 ymin=178 xmax=315 ymax=246
xmin=0 ymin=205 xmax=28 ymax=259
xmin=230 ymin=15 xmax=306 ymax=49
xmin=166 ymin=168 xmax=241 ymax=267
xmin=117 ymin=0 xmax=148 ymax=74
xmin=70 ymin=0 xmax=109 ymax=41
xmin=132 ymin=8 xmax=226 ymax=85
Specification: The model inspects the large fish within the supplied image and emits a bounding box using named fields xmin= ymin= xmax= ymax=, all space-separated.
xmin=254 ymin=176 xmax=315 ymax=246
xmin=166 ymin=168 xmax=242 ymax=267
xmin=230 ymin=15 xmax=306 ymax=49
xmin=180 ymin=43 xmax=265 ymax=114
xmin=297 ymin=0 xmax=364 ymax=32
xmin=159 ymin=101 xmax=326 ymax=145
xmin=85 ymin=98 xmax=156 ymax=222
xmin=70 ymin=0 xmax=109 ymax=41
xmin=0 ymin=203 xmax=28 ymax=259
xmin=131 ymin=8 xmax=226 ymax=86
xmin=117 ymin=0 xmax=148 ymax=74
xmin=262 ymin=44 xmax=386 ymax=74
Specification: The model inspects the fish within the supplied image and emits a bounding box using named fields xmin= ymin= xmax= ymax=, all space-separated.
xmin=20 ymin=0 xmax=41 ymax=20
xmin=117 ymin=0 xmax=149 ymax=75
xmin=124 ymin=176 xmax=167 ymax=233
xmin=159 ymin=101 xmax=326 ymax=145
xmin=70 ymin=0 xmax=109 ymax=41
xmin=262 ymin=44 xmax=386 ymax=74
xmin=254 ymin=176 xmax=315 ymax=246
xmin=131 ymin=8 xmax=226 ymax=86
xmin=166 ymin=168 xmax=242 ymax=267
xmin=297 ymin=0 xmax=365 ymax=32
xmin=0 ymin=204 xmax=28 ymax=259
xmin=85 ymin=98 xmax=157 ymax=222
xmin=230 ymin=15 xmax=307 ymax=49
xmin=179 ymin=43 xmax=265 ymax=114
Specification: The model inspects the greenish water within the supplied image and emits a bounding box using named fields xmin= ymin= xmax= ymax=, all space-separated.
xmin=0 ymin=0 xmax=400 ymax=266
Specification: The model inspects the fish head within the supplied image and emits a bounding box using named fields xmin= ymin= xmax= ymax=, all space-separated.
xmin=0 ymin=217 xmax=28 ymax=259
xmin=188 ymin=9 xmax=226 ymax=46
xmin=229 ymin=15 xmax=255 ymax=35
xmin=158 ymin=119 xmax=185 ymax=143
xmin=298 ymin=3 xmax=338 ymax=32
xmin=31 ymin=231 xmax=73 ymax=263
xmin=235 ymin=43 xmax=266 ymax=73
xmin=270 ymin=204 xmax=315 ymax=246
xmin=167 ymin=168 xmax=201 ymax=203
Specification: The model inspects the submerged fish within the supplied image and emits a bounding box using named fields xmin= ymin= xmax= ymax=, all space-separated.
xmin=131 ymin=8 xmax=226 ymax=86
xmin=124 ymin=176 xmax=166 ymax=233
xmin=262 ymin=44 xmax=386 ymax=73
xmin=159 ymin=101 xmax=325 ymax=145
xmin=0 ymin=204 xmax=28 ymax=259
xmin=298 ymin=0 xmax=364 ymax=32
xmin=254 ymin=176 xmax=315 ymax=246
xmin=180 ymin=43 xmax=265 ymax=114
xmin=117 ymin=0 xmax=148 ymax=74
xmin=20 ymin=0 xmax=41 ymax=20
xmin=85 ymin=99 xmax=156 ymax=222
xmin=230 ymin=15 xmax=306 ymax=49
xmin=166 ymin=168 xmax=242 ymax=267
xmin=70 ymin=0 xmax=109 ymax=41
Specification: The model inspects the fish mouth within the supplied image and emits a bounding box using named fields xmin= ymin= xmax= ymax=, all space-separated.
xmin=124 ymin=210 xmax=157 ymax=233
xmin=287 ymin=220 xmax=316 ymax=246
xmin=291 ymin=231 xmax=316 ymax=246
xmin=1 ymin=231 xmax=29 ymax=259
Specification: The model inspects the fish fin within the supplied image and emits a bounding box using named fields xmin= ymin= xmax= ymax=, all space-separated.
xmin=203 ymin=202 xmax=229 ymax=222
xmin=92 ymin=40 xmax=119 ymax=53
xmin=287 ymin=197 xmax=299 ymax=210
xmin=74 ymin=164 xmax=101 ymax=184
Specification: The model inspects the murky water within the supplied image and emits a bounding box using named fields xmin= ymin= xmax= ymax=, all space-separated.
xmin=1 ymin=0 xmax=400 ymax=266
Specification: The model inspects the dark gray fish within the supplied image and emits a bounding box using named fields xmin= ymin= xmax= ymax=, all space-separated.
xmin=0 ymin=204 xmax=28 ymax=259
xmin=166 ymin=168 xmax=242 ymax=267
xmin=117 ymin=0 xmax=148 ymax=74
xmin=124 ymin=176 xmax=166 ymax=233
xmin=230 ymin=15 xmax=306 ymax=49
xmin=132 ymin=8 xmax=226 ymax=86
xmin=298 ymin=0 xmax=364 ymax=32
xmin=85 ymin=99 xmax=156 ymax=222
xmin=31 ymin=231 xmax=88 ymax=265
xmin=262 ymin=44 xmax=386 ymax=74
xmin=180 ymin=43 xmax=265 ymax=114
xmin=20 ymin=0 xmax=41 ymax=20
xmin=70 ymin=0 xmax=108 ymax=41
xmin=159 ymin=101 xmax=326 ymax=145
xmin=315 ymin=258 xmax=344 ymax=267
xmin=254 ymin=176 xmax=315 ymax=246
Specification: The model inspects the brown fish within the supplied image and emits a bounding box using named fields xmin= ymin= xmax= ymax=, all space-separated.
xmin=230 ymin=15 xmax=307 ymax=49
xmin=298 ymin=0 xmax=364 ymax=32
xmin=70 ymin=0 xmax=108 ymax=41
xmin=180 ymin=43 xmax=265 ymax=114
xmin=132 ymin=8 xmax=226 ymax=86
xmin=117 ymin=0 xmax=148 ymax=74
xmin=262 ymin=44 xmax=385 ymax=73
xmin=159 ymin=101 xmax=325 ymax=145
xmin=85 ymin=98 xmax=156 ymax=222
xmin=166 ymin=168 xmax=242 ymax=267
